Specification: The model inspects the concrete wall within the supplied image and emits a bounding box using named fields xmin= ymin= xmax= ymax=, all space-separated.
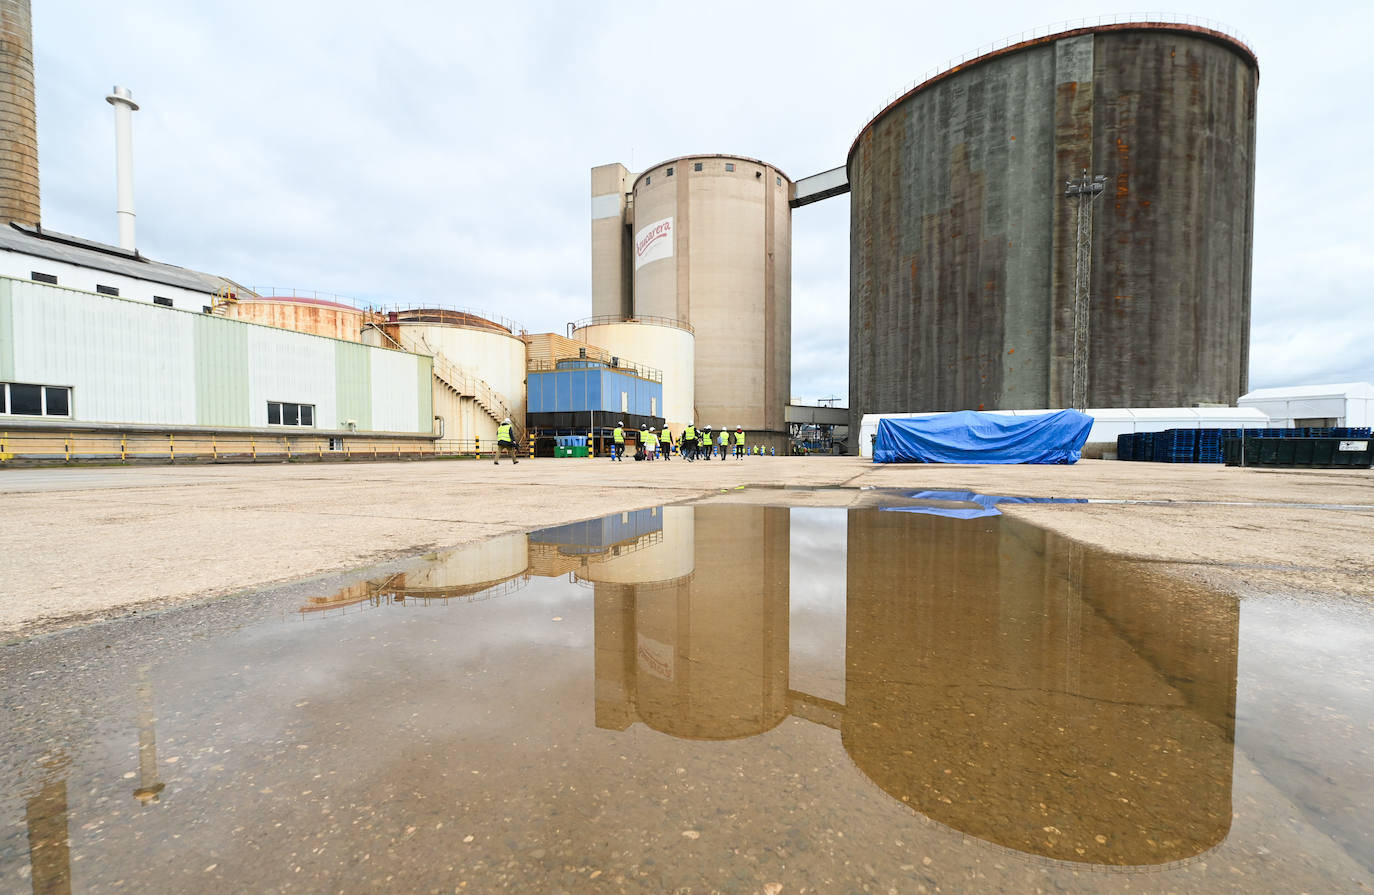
xmin=849 ymin=25 xmax=1258 ymax=444
xmin=572 ymin=320 xmax=694 ymax=431
xmin=590 ymin=163 xmax=632 ymax=319
xmin=0 ymin=0 xmax=38 ymax=227
xmin=630 ymin=155 xmax=792 ymax=447
xmin=0 ymin=276 xmax=432 ymax=433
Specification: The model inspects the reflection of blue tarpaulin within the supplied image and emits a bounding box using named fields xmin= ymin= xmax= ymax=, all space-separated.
xmin=873 ymin=410 xmax=1094 ymax=464
xmin=884 ymin=490 xmax=1087 ymax=519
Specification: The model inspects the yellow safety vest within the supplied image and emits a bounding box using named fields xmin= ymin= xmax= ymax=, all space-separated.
xmin=683 ymin=425 xmax=696 ymax=440
xmin=734 ymin=431 xmax=745 ymax=445
xmin=613 ymin=427 xmax=625 ymax=443
xmin=646 ymin=433 xmax=658 ymax=448
xmin=718 ymin=432 xmax=729 ymax=445
xmin=496 ymin=423 xmax=512 ymax=443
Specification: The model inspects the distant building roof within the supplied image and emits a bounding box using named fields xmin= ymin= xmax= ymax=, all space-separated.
xmin=1240 ymin=382 xmax=1374 ymax=401
xmin=0 ymin=222 xmax=240 ymax=296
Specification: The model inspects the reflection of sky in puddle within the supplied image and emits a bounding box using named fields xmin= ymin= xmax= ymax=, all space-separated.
xmin=5 ymin=505 xmax=1372 ymax=892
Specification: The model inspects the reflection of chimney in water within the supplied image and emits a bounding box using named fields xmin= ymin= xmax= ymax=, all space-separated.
xmin=25 ymin=752 xmax=72 ymax=895
xmin=133 ymin=671 xmax=165 ymax=805
xmin=0 ymin=0 xmax=41 ymax=227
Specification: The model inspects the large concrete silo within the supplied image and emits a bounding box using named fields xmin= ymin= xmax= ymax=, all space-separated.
xmin=849 ymin=23 xmax=1259 ymax=435
xmin=0 ymin=0 xmax=40 ymax=226
xmin=591 ymin=156 xmax=792 ymax=449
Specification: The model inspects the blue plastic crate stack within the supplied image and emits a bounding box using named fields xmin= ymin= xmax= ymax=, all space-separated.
xmin=1116 ymin=427 xmax=1371 ymax=463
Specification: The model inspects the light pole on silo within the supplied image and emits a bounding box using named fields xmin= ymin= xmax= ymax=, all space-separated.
xmin=1064 ymin=168 xmax=1107 ymax=411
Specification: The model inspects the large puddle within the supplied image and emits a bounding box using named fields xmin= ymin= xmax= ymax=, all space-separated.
xmin=3 ymin=504 xmax=1373 ymax=892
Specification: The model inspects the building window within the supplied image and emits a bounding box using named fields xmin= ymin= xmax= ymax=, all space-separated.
xmin=725 ymin=163 xmax=735 ymax=172
xmin=153 ymin=296 xmax=173 ymax=307
xmin=1 ymin=382 xmax=71 ymax=417
xmin=693 ymin=162 xmax=702 ymax=172
xmin=268 ymin=401 xmax=314 ymax=427
xmin=644 ymin=176 xmax=650 ymax=185
xmin=30 ymin=271 xmax=57 ymax=285
xmin=96 ymin=284 xmax=119 ymax=296
xmin=776 ymin=175 xmax=782 ymax=186
xmin=666 ymin=167 xmax=674 ymax=176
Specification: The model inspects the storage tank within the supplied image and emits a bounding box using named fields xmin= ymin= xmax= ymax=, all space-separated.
xmin=593 ymin=155 xmax=792 ymax=450
xmin=593 ymin=506 xmax=791 ymax=740
xmin=848 ymin=23 xmax=1258 ymax=440
xmin=843 ymin=509 xmax=1237 ymax=864
xmin=0 ymin=0 xmax=39 ymax=227
xmin=220 ymin=296 xmax=365 ymax=341
xmin=364 ymin=308 xmax=526 ymax=444
xmin=575 ymin=505 xmax=694 ymax=586
xmin=571 ymin=318 xmax=694 ymax=432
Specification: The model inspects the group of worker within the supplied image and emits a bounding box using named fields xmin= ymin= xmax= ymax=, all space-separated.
xmin=609 ymin=422 xmax=769 ymax=461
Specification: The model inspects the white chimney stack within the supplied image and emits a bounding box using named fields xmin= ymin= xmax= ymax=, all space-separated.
xmin=105 ymin=85 xmax=139 ymax=250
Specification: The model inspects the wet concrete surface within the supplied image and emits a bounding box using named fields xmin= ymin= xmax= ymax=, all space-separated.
xmin=2 ymin=502 xmax=1372 ymax=893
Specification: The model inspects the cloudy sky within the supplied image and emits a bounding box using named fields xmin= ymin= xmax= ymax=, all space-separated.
xmin=31 ymin=0 xmax=1374 ymax=403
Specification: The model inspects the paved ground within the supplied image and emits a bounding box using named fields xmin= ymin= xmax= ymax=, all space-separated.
xmin=3 ymin=456 xmax=1372 ymax=636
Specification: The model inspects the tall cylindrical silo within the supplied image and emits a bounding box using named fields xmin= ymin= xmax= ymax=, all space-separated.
xmin=0 ymin=0 xmax=40 ymax=226
xmin=848 ymin=23 xmax=1258 ymax=439
xmin=629 ymin=155 xmax=792 ymax=448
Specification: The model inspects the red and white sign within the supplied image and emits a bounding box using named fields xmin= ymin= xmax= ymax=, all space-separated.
xmin=634 ymin=216 xmax=673 ymax=270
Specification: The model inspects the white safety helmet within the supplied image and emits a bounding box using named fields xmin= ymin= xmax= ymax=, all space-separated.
xmin=503 ymin=417 xmax=511 ymax=423
xmin=617 ymin=420 xmax=623 ymax=425
xmin=649 ymin=427 xmax=656 ymax=432
xmin=735 ymin=425 xmax=742 ymax=430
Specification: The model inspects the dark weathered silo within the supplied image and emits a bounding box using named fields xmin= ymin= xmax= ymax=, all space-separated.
xmin=0 ymin=0 xmax=39 ymax=226
xmin=848 ymin=23 xmax=1258 ymax=434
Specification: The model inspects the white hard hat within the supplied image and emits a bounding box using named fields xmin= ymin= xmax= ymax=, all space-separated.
xmin=617 ymin=420 xmax=623 ymax=425
xmin=649 ymin=427 xmax=655 ymax=432
xmin=735 ymin=425 xmax=742 ymax=429
xmin=503 ymin=417 xmax=511 ymax=423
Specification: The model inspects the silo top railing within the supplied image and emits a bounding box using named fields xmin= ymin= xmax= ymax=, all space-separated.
xmin=567 ymin=314 xmax=695 ymax=336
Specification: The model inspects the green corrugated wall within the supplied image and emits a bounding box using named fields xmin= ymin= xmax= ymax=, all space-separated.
xmin=0 ymin=279 xmax=13 ymax=381
xmin=194 ymin=314 xmax=250 ymax=426
xmin=334 ymin=341 xmax=373 ymax=431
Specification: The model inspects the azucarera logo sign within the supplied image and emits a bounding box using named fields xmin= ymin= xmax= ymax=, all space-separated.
xmin=634 ymin=217 xmax=673 ymax=270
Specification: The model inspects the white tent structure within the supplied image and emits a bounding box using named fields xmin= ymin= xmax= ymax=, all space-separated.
xmin=858 ymin=407 xmax=1271 ymax=459
xmin=1238 ymin=383 xmax=1374 ymax=429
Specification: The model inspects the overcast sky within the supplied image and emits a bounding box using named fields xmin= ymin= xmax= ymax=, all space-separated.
xmin=31 ymin=0 xmax=1374 ymax=404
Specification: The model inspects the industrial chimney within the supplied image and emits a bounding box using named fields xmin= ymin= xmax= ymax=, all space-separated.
xmin=0 ymin=0 xmax=40 ymax=227
xmin=105 ymin=85 xmax=139 ymax=250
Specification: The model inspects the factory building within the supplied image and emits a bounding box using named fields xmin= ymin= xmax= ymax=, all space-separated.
xmin=590 ymin=155 xmax=791 ymax=451
xmin=847 ymin=22 xmax=1259 ymax=440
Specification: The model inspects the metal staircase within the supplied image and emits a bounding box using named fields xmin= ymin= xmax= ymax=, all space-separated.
xmin=363 ymin=321 xmax=520 ymax=433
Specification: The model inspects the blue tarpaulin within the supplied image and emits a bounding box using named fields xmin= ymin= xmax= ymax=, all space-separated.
xmin=882 ymin=490 xmax=1087 ymax=518
xmin=873 ymin=410 xmax=1094 ymax=464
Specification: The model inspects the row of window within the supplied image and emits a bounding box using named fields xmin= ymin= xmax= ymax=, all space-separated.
xmin=30 ymin=271 xmax=177 ymax=306
xmin=643 ymin=163 xmax=783 ymax=187
xmin=268 ymin=401 xmax=315 ymax=427
xmin=0 ymin=382 xmax=71 ymax=417
xmin=0 ymin=385 xmax=316 ymax=428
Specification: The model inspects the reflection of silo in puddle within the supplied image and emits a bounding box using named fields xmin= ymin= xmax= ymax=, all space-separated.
xmin=843 ymin=509 xmax=1238 ymax=866
xmin=626 ymin=505 xmax=790 ymax=740
xmin=398 ymin=533 xmax=529 ymax=597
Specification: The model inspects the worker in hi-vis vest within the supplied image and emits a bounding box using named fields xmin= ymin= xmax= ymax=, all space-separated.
xmin=681 ymin=423 xmax=697 ymax=462
xmin=612 ymin=422 xmax=625 ymax=462
xmin=733 ymin=426 xmax=746 ymax=459
xmin=494 ymin=418 xmax=518 ymax=465
xmin=717 ymin=426 xmax=730 ymax=460
xmin=645 ymin=427 xmax=659 ymax=460
xmin=660 ymin=427 xmax=673 ymax=461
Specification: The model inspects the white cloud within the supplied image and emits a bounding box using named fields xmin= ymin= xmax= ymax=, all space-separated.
xmin=30 ymin=0 xmax=1374 ymax=412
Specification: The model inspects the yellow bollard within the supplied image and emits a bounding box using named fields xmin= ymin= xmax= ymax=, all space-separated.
xmin=475 ymin=435 xmax=480 ymax=460
xmin=212 ymin=435 xmax=218 ymax=462
xmin=528 ymin=433 xmax=535 ymax=459
xmin=285 ymin=437 xmax=292 ymax=460
xmin=168 ymin=433 xmax=175 ymax=463
xmin=317 ymin=439 xmax=323 ymax=459
xmin=587 ymin=431 xmax=594 ymax=459
xmin=65 ymin=432 xmax=72 ymax=462
xmin=251 ymin=436 xmax=257 ymax=461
